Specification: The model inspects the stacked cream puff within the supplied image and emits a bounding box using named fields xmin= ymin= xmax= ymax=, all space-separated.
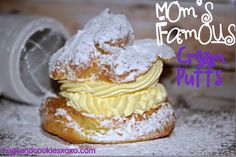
xmin=40 ymin=9 xmax=176 ymax=144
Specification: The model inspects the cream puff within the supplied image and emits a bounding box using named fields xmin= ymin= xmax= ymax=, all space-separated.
xmin=40 ymin=9 xmax=176 ymax=144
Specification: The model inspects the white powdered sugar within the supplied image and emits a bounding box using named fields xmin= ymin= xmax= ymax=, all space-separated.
xmin=99 ymin=119 xmax=115 ymax=127
xmin=55 ymin=108 xmax=67 ymax=116
xmin=43 ymin=91 xmax=57 ymax=101
xmin=1 ymin=98 xmax=234 ymax=156
xmin=55 ymin=108 xmax=83 ymax=133
xmin=49 ymin=9 xmax=175 ymax=82
xmin=80 ymin=112 xmax=98 ymax=118
xmin=54 ymin=103 xmax=174 ymax=142
xmin=92 ymin=103 xmax=174 ymax=142
xmin=100 ymin=39 xmax=175 ymax=82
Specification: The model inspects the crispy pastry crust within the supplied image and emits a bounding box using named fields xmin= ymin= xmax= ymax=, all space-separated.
xmin=40 ymin=97 xmax=176 ymax=144
xmin=50 ymin=58 xmax=133 ymax=83
xmin=49 ymin=10 xmax=175 ymax=83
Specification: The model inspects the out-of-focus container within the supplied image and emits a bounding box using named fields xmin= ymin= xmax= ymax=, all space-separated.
xmin=0 ymin=14 xmax=69 ymax=105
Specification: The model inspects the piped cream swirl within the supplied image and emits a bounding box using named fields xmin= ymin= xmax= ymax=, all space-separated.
xmin=60 ymin=60 xmax=167 ymax=117
xmin=59 ymin=60 xmax=163 ymax=97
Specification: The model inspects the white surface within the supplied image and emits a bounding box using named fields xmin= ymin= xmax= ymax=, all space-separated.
xmin=0 ymin=98 xmax=235 ymax=156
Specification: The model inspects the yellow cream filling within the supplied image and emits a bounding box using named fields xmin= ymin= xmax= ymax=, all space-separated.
xmin=59 ymin=60 xmax=163 ymax=97
xmin=59 ymin=60 xmax=167 ymax=117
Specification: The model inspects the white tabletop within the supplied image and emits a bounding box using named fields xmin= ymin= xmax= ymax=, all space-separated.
xmin=0 ymin=98 xmax=234 ymax=156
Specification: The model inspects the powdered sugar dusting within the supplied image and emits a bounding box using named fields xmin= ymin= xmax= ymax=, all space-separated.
xmin=92 ymin=103 xmax=174 ymax=142
xmin=55 ymin=108 xmax=67 ymax=116
xmin=43 ymin=91 xmax=57 ymax=101
xmin=55 ymin=108 xmax=84 ymax=133
xmin=81 ymin=112 xmax=99 ymax=118
xmin=49 ymin=9 xmax=175 ymax=82
xmin=1 ymin=98 xmax=234 ymax=156
xmin=54 ymin=103 xmax=174 ymax=142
